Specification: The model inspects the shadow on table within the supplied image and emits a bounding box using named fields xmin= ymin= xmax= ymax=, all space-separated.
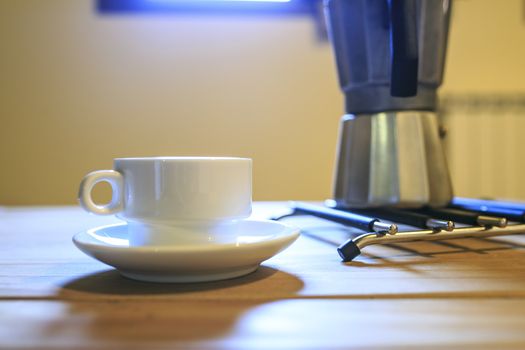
xmin=61 ymin=266 xmax=290 ymax=295
xmin=55 ymin=266 xmax=304 ymax=344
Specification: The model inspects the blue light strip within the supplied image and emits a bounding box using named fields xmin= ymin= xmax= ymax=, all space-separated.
xmin=98 ymin=0 xmax=315 ymax=16
xmin=148 ymin=0 xmax=292 ymax=2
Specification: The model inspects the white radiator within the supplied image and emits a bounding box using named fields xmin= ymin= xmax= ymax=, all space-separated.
xmin=441 ymin=95 xmax=525 ymax=200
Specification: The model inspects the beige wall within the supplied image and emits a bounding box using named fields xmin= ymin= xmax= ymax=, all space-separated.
xmin=442 ymin=0 xmax=525 ymax=93
xmin=1 ymin=0 xmax=524 ymax=205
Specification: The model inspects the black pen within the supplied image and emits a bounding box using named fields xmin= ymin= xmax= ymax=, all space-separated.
xmin=353 ymin=207 xmax=455 ymax=231
xmin=449 ymin=204 xmax=525 ymax=223
xmin=289 ymin=201 xmax=397 ymax=234
xmin=417 ymin=207 xmax=507 ymax=227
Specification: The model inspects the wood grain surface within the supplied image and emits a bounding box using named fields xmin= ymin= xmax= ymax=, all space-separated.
xmin=1 ymin=203 xmax=525 ymax=349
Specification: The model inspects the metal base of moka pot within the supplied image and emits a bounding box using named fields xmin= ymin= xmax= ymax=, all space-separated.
xmin=333 ymin=111 xmax=453 ymax=208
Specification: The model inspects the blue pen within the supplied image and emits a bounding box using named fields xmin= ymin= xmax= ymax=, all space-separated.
xmin=452 ymin=197 xmax=525 ymax=212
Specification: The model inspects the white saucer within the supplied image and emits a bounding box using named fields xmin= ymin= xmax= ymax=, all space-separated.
xmin=73 ymin=219 xmax=300 ymax=283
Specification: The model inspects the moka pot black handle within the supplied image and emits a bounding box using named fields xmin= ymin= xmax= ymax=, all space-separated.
xmin=389 ymin=0 xmax=419 ymax=97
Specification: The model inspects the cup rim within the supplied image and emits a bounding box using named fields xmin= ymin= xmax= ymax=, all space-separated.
xmin=114 ymin=156 xmax=251 ymax=162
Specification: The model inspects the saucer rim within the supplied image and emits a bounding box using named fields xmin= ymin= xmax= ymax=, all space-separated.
xmin=73 ymin=219 xmax=300 ymax=252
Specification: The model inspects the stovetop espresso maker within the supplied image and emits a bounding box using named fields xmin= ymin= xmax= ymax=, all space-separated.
xmin=325 ymin=0 xmax=453 ymax=208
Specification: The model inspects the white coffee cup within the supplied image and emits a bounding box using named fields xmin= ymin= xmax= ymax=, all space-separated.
xmin=78 ymin=157 xmax=252 ymax=246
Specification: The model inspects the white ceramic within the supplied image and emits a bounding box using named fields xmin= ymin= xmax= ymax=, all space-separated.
xmin=78 ymin=157 xmax=252 ymax=245
xmin=73 ymin=220 xmax=300 ymax=283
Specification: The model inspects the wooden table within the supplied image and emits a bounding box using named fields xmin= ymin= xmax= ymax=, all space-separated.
xmin=1 ymin=202 xmax=525 ymax=349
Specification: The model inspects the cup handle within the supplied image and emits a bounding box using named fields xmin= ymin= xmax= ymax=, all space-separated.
xmin=78 ymin=170 xmax=124 ymax=215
